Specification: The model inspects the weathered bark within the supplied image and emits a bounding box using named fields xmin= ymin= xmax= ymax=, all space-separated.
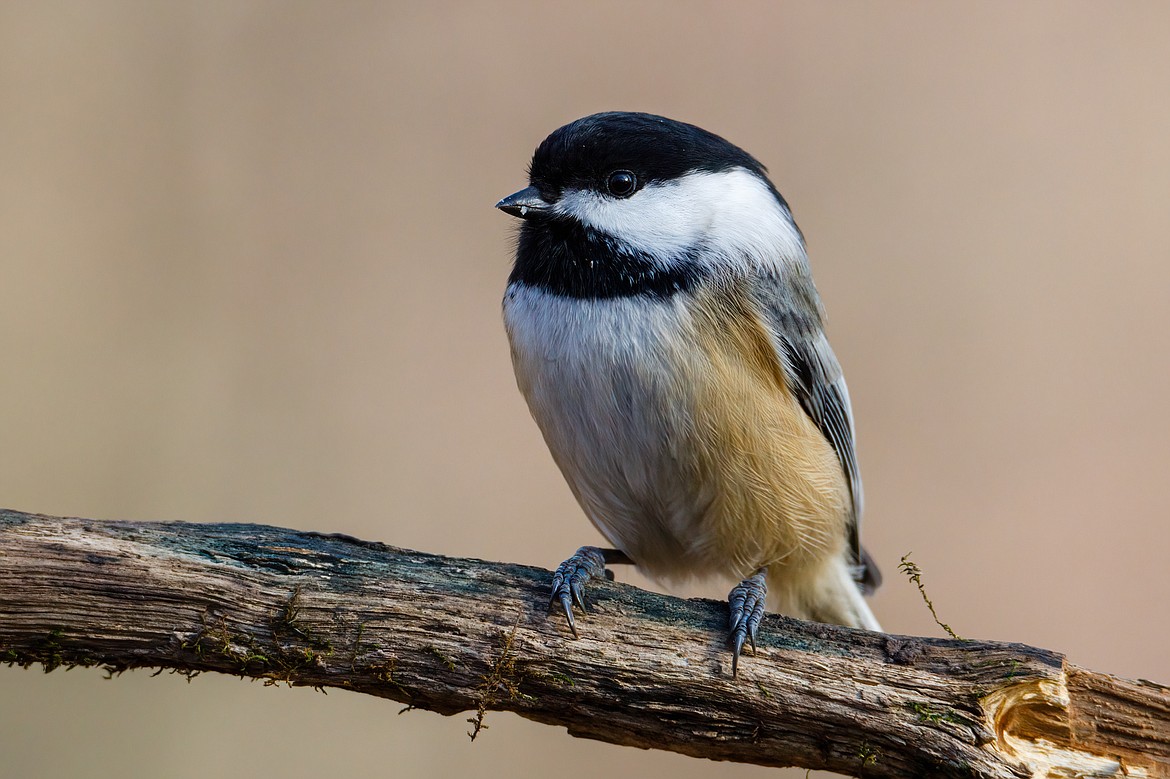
xmin=0 ymin=509 xmax=1166 ymax=778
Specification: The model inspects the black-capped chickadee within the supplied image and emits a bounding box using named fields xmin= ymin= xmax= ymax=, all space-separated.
xmin=496 ymin=112 xmax=881 ymax=675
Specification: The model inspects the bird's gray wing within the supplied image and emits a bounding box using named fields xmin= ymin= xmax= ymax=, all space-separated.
xmin=748 ymin=272 xmax=880 ymax=593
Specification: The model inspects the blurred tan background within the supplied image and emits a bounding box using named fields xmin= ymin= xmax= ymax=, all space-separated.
xmin=2 ymin=3 xmax=1168 ymax=778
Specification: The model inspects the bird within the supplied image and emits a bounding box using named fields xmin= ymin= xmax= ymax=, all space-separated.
xmin=496 ymin=112 xmax=881 ymax=675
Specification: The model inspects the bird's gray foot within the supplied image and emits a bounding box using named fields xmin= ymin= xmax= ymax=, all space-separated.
xmin=728 ymin=569 xmax=768 ymax=677
xmin=549 ymin=546 xmax=631 ymax=638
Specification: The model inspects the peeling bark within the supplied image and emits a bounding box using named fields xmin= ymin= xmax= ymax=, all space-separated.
xmin=1 ymin=509 xmax=1166 ymax=778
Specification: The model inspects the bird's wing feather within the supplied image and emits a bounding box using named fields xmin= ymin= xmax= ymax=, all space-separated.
xmin=748 ymin=272 xmax=880 ymax=593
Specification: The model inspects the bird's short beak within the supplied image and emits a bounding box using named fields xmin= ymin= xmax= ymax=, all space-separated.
xmin=495 ymin=186 xmax=551 ymax=219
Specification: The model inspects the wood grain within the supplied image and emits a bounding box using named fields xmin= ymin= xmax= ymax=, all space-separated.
xmin=1 ymin=509 xmax=1166 ymax=778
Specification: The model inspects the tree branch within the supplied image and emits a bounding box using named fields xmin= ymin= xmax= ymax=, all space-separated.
xmin=1 ymin=509 xmax=1166 ymax=778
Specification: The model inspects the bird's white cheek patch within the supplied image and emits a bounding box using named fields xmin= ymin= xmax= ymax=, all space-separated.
xmin=556 ymin=180 xmax=708 ymax=262
xmin=554 ymin=168 xmax=806 ymax=273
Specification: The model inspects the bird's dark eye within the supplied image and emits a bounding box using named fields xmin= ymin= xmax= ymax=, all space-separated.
xmin=606 ymin=170 xmax=638 ymax=198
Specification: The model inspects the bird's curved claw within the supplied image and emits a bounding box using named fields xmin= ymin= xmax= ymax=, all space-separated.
xmin=728 ymin=570 xmax=768 ymax=678
xmin=549 ymin=546 xmax=608 ymax=638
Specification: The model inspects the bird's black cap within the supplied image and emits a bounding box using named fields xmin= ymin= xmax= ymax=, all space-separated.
xmin=527 ymin=112 xmax=787 ymax=208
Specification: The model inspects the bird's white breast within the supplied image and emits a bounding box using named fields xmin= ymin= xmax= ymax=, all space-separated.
xmin=503 ymin=283 xmax=717 ymax=577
